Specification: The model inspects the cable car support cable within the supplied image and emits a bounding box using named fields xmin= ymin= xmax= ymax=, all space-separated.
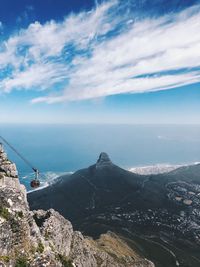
xmin=0 ymin=135 xmax=40 ymax=188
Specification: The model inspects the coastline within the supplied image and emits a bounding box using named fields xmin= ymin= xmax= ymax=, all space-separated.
xmin=25 ymin=161 xmax=200 ymax=193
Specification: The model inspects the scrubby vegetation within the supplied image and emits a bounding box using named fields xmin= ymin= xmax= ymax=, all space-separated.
xmin=15 ymin=256 xmax=29 ymax=267
xmin=0 ymin=206 xmax=10 ymax=220
xmin=56 ymin=254 xmax=73 ymax=267
xmin=44 ymin=230 xmax=50 ymax=240
xmin=36 ymin=242 xmax=44 ymax=253
xmin=0 ymin=255 xmax=10 ymax=263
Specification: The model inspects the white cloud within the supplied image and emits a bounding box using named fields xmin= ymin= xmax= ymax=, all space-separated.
xmin=0 ymin=1 xmax=200 ymax=103
xmin=32 ymin=71 xmax=200 ymax=103
xmin=1 ymin=62 xmax=68 ymax=92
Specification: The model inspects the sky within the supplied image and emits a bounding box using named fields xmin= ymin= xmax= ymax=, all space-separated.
xmin=0 ymin=0 xmax=200 ymax=124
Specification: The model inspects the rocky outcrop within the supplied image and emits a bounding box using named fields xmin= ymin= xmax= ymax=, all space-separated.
xmin=96 ymin=152 xmax=113 ymax=169
xmin=32 ymin=210 xmax=154 ymax=267
xmin=0 ymin=145 xmax=154 ymax=267
xmin=0 ymin=145 xmax=58 ymax=266
xmin=0 ymin=143 xmax=20 ymax=189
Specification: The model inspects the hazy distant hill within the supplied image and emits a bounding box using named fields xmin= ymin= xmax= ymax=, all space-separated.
xmin=28 ymin=153 xmax=200 ymax=267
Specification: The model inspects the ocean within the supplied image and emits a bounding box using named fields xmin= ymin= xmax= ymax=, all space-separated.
xmin=0 ymin=124 xmax=200 ymax=190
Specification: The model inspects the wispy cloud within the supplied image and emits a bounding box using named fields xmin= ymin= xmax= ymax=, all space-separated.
xmin=0 ymin=1 xmax=200 ymax=103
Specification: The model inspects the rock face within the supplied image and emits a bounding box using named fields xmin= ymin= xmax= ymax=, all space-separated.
xmin=0 ymin=143 xmax=20 ymax=189
xmin=0 ymin=145 xmax=154 ymax=267
xmin=32 ymin=209 xmax=154 ymax=267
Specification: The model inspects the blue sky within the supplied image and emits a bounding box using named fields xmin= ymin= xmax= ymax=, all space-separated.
xmin=0 ymin=0 xmax=200 ymax=124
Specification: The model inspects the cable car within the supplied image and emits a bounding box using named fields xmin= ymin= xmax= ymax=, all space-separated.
xmin=30 ymin=179 xmax=40 ymax=188
xmin=30 ymin=169 xmax=40 ymax=188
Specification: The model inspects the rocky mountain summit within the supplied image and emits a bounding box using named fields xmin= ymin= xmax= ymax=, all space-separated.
xmin=96 ymin=152 xmax=113 ymax=169
xmin=0 ymin=145 xmax=154 ymax=267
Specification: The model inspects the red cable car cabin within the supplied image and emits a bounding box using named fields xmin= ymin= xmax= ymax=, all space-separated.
xmin=30 ymin=179 xmax=40 ymax=188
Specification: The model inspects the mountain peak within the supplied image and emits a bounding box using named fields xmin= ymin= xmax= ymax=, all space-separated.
xmin=96 ymin=152 xmax=112 ymax=168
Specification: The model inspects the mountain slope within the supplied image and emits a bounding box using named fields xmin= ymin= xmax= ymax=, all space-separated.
xmin=29 ymin=152 xmax=147 ymax=220
xmin=28 ymin=152 xmax=200 ymax=267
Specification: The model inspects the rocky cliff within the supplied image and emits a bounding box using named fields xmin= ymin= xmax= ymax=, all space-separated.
xmin=0 ymin=145 xmax=154 ymax=267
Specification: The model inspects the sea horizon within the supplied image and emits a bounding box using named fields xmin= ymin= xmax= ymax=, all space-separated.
xmin=1 ymin=123 xmax=200 ymax=190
